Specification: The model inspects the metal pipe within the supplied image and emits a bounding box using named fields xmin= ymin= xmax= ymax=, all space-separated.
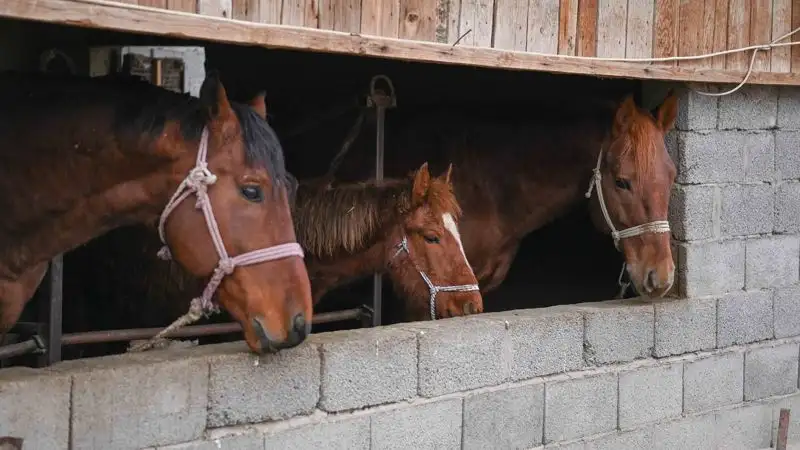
xmin=0 ymin=339 xmax=39 ymax=360
xmin=60 ymin=308 xmax=362 ymax=346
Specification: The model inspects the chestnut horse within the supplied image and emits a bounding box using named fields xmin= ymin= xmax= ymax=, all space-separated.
xmin=0 ymin=71 xmax=312 ymax=354
xmin=293 ymin=162 xmax=482 ymax=321
xmin=303 ymin=92 xmax=679 ymax=299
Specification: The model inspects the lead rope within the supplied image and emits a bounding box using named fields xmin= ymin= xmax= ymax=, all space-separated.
xmin=584 ymin=150 xmax=671 ymax=298
xmin=390 ymin=236 xmax=480 ymax=320
xmin=129 ymin=127 xmax=305 ymax=352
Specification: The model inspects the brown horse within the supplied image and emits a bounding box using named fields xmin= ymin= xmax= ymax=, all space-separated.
xmin=293 ymin=162 xmax=482 ymax=321
xmin=299 ymin=92 xmax=679 ymax=299
xmin=0 ymin=70 xmax=312 ymax=354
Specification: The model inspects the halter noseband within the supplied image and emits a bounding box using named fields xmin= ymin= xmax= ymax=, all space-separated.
xmin=584 ymin=149 xmax=671 ymax=297
xmin=390 ymin=235 xmax=480 ymax=320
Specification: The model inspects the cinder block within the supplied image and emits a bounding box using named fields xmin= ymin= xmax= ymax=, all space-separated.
xmin=715 ymin=404 xmax=773 ymax=450
xmin=0 ymin=367 xmax=71 ymax=450
xmin=653 ymin=297 xmax=717 ymax=357
xmin=544 ymin=372 xmax=618 ymax=443
xmin=157 ymin=433 xmax=264 ymax=450
xmin=577 ymin=299 xmax=654 ymax=365
xmin=744 ymin=342 xmax=800 ymax=400
xmin=768 ymin=392 xmax=800 ymax=444
xmin=676 ymin=88 xmax=718 ymax=131
xmin=717 ymin=290 xmax=773 ymax=347
xmin=651 ymin=414 xmax=717 ymax=450
xmin=543 ymin=442 xmax=584 ymax=450
xmin=262 ymin=415 xmax=370 ymax=450
xmin=719 ymin=85 xmax=778 ymax=130
xmin=619 ymin=363 xmax=683 ymax=428
xmin=206 ymin=341 xmax=320 ymax=428
xmin=315 ymin=326 xmax=417 ymax=412
xmin=370 ymin=398 xmax=462 ymax=450
xmin=462 ymin=383 xmax=544 ymax=450
xmin=669 ymin=184 xmax=716 ymax=241
xmin=683 ymin=351 xmax=744 ymax=414
xmin=777 ymin=182 xmax=800 ymax=233
xmin=403 ymin=317 xmax=509 ymax=397
xmin=775 ymin=285 xmax=800 ymax=338
xmin=778 ymin=86 xmax=800 ymax=129
xmin=584 ymin=427 xmax=654 ymax=450
xmin=776 ymin=131 xmax=800 ymax=180
xmin=63 ymin=351 xmax=208 ymax=450
xmin=746 ymin=236 xmax=800 ymax=289
xmin=675 ymin=240 xmax=744 ymax=297
xmin=675 ymin=131 xmax=774 ymax=184
xmin=720 ymin=183 xmax=774 ymax=237
xmin=484 ymin=307 xmax=583 ymax=381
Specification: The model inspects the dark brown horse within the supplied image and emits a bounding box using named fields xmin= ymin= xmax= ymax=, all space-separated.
xmin=294 ymin=162 xmax=482 ymax=321
xmin=0 ymin=70 xmax=312 ymax=354
xmin=300 ymin=92 xmax=679 ymax=299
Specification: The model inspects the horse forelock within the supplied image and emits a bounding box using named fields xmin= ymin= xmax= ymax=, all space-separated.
xmin=616 ymin=114 xmax=664 ymax=181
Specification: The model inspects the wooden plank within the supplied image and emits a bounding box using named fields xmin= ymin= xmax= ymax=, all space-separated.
xmin=793 ymin=0 xmax=800 ymax=72
xmin=198 ymin=0 xmax=231 ymax=17
xmin=361 ymin=0 xmax=400 ymax=37
xmin=726 ymin=0 xmax=751 ymax=70
xmin=652 ymin=0 xmax=677 ymax=66
xmin=750 ymin=0 xmax=772 ymax=71
xmin=458 ymin=0 xmax=494 ymax=47
xmin=399 ymin=0 xmax=438 ymax=41
xmin=596 ymin=0 xmax=626 ymax=57
xmin=557 ymin=0 xmax=578 ymax=55
xmin=576 ymin=0 xmax=597 ymax=56
xmin=711 ymin=0 xmax=729 ymax=69
xmin=446 ymin=0 xmax=461 ymax=43
xmin=677 ymin=0 xmax=704 ymax=68
xmin=333 ymin=0 xmax=361 ymax=33
xmin=493 ymin=0 xmax=528 ymax=50
xmin=772 ymin=0 xmax=792 ymax=72
xmin=231 ymin=0 xmax=254 ymax=20
xmin=282 ymin=0 xmax=317 ymax=27
xmin=526 ymin=0 xmax=559 ymax=54
xmin=166 ymin=0 xmax=196 ymax=12
xmin=7 ymin=0 xmax=800 ymax=86
xmin=625 ymin=0 xmax=653 ymax=59
xmin=138 ymin=0 xmax=167 ymax=8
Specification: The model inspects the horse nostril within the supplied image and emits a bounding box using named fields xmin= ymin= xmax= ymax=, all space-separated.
xmin=645 ymin=269 xmax=658 ymax=292
xmin=292 ymin=312 xmax=309 ymax=339
xmin=251 ymin=317 xmax=274 ymax=353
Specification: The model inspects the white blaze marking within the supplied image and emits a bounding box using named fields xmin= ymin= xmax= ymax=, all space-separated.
xmin=442 ymin=213 xmax=475 ymax=276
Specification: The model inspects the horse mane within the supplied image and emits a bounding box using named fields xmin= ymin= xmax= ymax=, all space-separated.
xmin=293 ymin=174 xmax=462 ymax=259
xmin=615 ymin=106 xmax=663 ymax=181
xmin=0 ymin=71 xmax=292 ymax=189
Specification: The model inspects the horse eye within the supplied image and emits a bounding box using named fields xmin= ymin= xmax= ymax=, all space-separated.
xmin=615 ymin=178 xmax=632 ymax=190
xmin=423 ymin=235 xmax=440 ymax=244
xmin=240 ymin=185 xmax=264 ymax=203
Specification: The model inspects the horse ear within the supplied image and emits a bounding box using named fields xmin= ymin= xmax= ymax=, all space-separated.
xmin=199 ymin=70 xmax=234 ymax=122
xmin=443 ymin=163 xmax=454 ymax=185
xmin=412 ymin=162 xmax=432 ymax=205
xmin=248 ymin=91 xmax=268 ymax=121
xmin=613 ymin=95 xmax=637 ymax=135
xmin=655 ymin=90 xmax=679 ymax=132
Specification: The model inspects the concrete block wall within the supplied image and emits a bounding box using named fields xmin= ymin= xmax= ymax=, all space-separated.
xmin=2 ymin=298 xmax=800 ymax=450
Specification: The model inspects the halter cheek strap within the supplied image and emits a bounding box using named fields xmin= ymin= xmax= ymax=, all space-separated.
xmin=129 ymin=126 xmax=305 ymax=352
xmin=390 ymin=236 xmax=480 ymax=320
xmin=584 ymin=149 xmax=671 ymax=297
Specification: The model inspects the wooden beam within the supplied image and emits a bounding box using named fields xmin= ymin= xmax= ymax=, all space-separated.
xmin=2 ymin=0 xmax=800 ymax=86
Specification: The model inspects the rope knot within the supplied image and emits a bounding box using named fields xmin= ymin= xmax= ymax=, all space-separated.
xmin=186 ymin=166 xmax=217 ymax=190
xmin=217 ymin=258 xmax=235 ymax=275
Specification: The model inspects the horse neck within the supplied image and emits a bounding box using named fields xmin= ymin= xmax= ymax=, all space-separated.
xmin=0 ymin=114 xmax=196 ymax=278
xmin=305 ymin=238 xmax=388 ymax=300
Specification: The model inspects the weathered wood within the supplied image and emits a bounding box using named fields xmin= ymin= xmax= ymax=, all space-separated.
xmin=361 ymin=0 xmax=400 ymax=37
xmin=282 ymin=0 xmax=318 ymax=27
xmin=653 ymin=0 xmax=677 ymax=66
xmin=458 ymin=0 xmax=494 ymax=47
xmin=138 ymin=0 xmax=167 ymax=8
xmin=166 ymin=0 xmax=196 ymax=12
xmin=446 ymin=0 xmax=461 ymax=43
xmin=335 ymin=0 xmax=361 ymax=33
xmin=777 ymin=408 xmax=791 ymax=450
xmin=493 ymin=0 xmax=527 ymax=51
xmin=726 ymin=0 xmax=751 ymax=70
xmin=527 ymin=0 xmax=559 ymax=54
xmin=772 ymin=0 xmax=792 ymax=72
xmin=198 ymin=0 xmax=231 ymax=17
xmin=751 ymin=0 xmax=772 ymax=71
xmin=625 ymin=0 xmax=652 ymax=59
xmin=557 ymin=0 xmax=578 ymax=55
xmin=7 ymin=0 xmax=800 ymax=86
xmin=596 ymin=0 xmax=626 ymax=57
xmin=231 ymin=0 xmax=255 ymax=20
xmin=399 ymin=0 xmax=438 ymax=41
xmin=678 ymin=0 xmax=704 ymax=68
xmin=711 ymin=0 xmax=729 ymax=69
xmin=576 ymin=0 xmax=598 ymax=56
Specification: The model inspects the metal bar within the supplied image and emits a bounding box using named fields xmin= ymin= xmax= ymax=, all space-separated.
xmin=0 ymin=340 xmax=39 ymax=360
xmin=60 ymin=309 xmax=362 ymax=346
xmin=0 ymin=436 xmax=24 ymax=450
xmin=777 ymin=408 xmax=791 ymax=450
xmin=36 ymin=255 xmax=63 ymax=367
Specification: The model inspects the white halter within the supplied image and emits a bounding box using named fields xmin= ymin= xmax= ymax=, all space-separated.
xmin=129 ymin=127 xmax=304 ymax=352
xmin=390 ymin=236 xmax=480 ymax=320
xmin=584 ymin=149 xmax=671 ymax=297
